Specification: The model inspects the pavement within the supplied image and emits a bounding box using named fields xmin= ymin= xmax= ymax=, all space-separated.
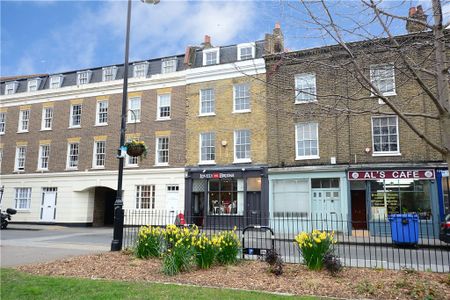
xmin=0 ymin=224 xmax=112 ymax=267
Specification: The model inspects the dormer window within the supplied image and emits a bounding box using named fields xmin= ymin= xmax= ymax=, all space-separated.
xmin=203 ymin=48 xmax=220 ymax=66
xmin=50 ymin=75 xmax=64 ymax=89
xmin=102 ymin=66 xmax=118 ymax=82
xmin=27 ymin=78 xmax=42 ymax=92
xmin=5 ymin=81 xmax=19 ymax=95
xmin=77 ymin=70 xmax=92 ymax=85
xmin=161 ymin=57 xmax=177 ymax=74
xmin=133 ymin=62 xmax=149 ymax=78
xmin=237 ymin=43 xmax=255 ymax=60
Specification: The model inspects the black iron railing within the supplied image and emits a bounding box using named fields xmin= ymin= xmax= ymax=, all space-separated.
xmin=122 ymin=209 xmax=450 ymax=273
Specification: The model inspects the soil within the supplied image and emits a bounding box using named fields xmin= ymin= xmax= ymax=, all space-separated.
xmin=16 ymin=252 xmax=450 ymax=300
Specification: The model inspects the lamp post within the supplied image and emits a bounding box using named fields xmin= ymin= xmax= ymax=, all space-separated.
xmin=111 ymin=0 xmax=160 ymax=252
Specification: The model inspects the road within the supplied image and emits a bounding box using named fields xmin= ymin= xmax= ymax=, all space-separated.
xmin=0 ymin=224 xmax=111 ymax=267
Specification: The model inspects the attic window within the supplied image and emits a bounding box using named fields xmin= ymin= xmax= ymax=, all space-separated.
xmin=50 ymin=75 xmax=64 ymax=89
xmin=102 ymin=66 xmax=118 ymax=82
xmin=133 ymin=62 xmax=149 ymax=78
xmin=27 ymin=78 xmax=42 ymax=92
xmin=5 ymin=81 xmax=19 ymax=95
xmin=77 ymin=70 xmax=92 ymax=85
xmin=161 ymin=57 xmax=177 ymax=74
xmin=237 ymin=43 xmax=255 ymax=60
xmin=203 ymin=48 xmax=219 ymax=66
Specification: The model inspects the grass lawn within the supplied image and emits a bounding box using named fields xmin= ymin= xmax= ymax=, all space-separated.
xmin=1 ymin=268 xmax=319 ymax=300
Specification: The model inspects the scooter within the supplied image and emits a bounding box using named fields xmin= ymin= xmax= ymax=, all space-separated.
xmin=1 ymin=208 xmax=17 ymax=229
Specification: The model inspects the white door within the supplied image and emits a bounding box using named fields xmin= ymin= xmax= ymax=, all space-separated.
xmin=166 ymin=185 xmax=180 ymax=212
xmin=312 ymin=189 xmax=341 ymax=230
xmin=41 ymin=188 xmax=57 ymax=222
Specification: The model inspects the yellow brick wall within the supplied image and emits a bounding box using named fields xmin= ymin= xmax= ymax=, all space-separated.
xmin=186 ymin=74 xmax=267 ymax=166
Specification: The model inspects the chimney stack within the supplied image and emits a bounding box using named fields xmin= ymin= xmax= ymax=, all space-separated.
xmin=202 ymin=35 xmax=213 ymax=49
xmin=264 ymin=22 xmax=284 ymax=55
xmin=406 ymin=5 xmax=427 ymax=33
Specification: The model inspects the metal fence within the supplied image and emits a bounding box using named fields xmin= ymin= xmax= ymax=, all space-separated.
xmin=123 ymin=209 xmax=450 ymax=273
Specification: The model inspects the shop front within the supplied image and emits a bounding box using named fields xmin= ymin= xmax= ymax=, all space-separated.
xmin=436 ymin=169 xmax=449 ymax=221
xmin=184 ymin=166 xmax=269 ymax=228
xmin=348 ymin=168 xmax=440 ymax=237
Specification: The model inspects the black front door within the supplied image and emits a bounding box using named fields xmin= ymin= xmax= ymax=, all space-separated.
xmin=192 ymin=192 xmax=205 ymax=226
xmin=351 ymin=190 xmax=367 ymax=229
xmin=246 ymin=191 xmax=261 ymax=225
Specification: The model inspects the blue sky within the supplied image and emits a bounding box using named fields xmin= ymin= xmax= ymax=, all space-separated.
xmin=1 ymin=0 xmax=448 ymax=77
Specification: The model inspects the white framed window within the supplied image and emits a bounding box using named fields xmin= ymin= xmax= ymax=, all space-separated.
xmin=77 ymin=70 xmax=92 ymax=85
xmin=0 ymin=148 xmax=3 ymax=169
xmin=136 ymin=185 xmax=155 ymax=209
xmin=161 ymin=57 xmax=177 ymax=74
xmin=200 ymin=132 xmax=215 ymax=164
xmin=233 ymin=84 xmax=250 ymax=112
xmin=38 ymin=144 xmax=50 ymax=171
xmin=237 ymin=43 xmax=255 ymax=60
xmin=234 ymin=130 xmax=251 ymax=163
xmin=133 ymin=62 xmax=149 ymax=78
xmin=128 ymin=97 xmax=141 ymax=123
xmin=295 ymin=122 xmax=319 ymax=160
xmin=370 ymin=64 xmax=396 ymax=96
xmin=5 ymin=81 xmax=18 ymax=95
xmin=203 ymin=48 xmax=219 ymax=66
xmin=273 ymin=179 xmax=309 ymax=218
xmin=156 ymin=137 xmax=169 ymax=166
xmin=18 ymin=109 xmax=30 ymax=132
xmin=93 ymin=141 xmax=106 ymax=168
xmin=14 ymin=146 xmax=27 ymax=171
xmin=41 ymin=107 xmax=53 ymax=130
xmin=295 ymin=73 xmax=317 ymax=103
xmin=96 ymin=100 xmax=108 ymax=125
xmin=15 ymin=188 xmax=32 ymax=210
xmin=27 ymin=78 xmax=41 ymax=92
xmin=66 ymin=142 xmax=80 ymax=169
xmin=126 ymin=154 xmax=139 ymax=167
xmin=70 ymin=104 xmax=82 ymax=127
xmin=371 ymin=116 xmax=400 ymax=155
xmin=157 ymin=94 xmax=171 ymax=120
xmin=102 ymin=66 xmax=118 ymax=82
xmin=199 ymin=89 xmax=215 ymax=115
xmin=50 ymin=75 xmax=64 ymax=89
xmin=0 ymin=112 xmax=6 ymax=134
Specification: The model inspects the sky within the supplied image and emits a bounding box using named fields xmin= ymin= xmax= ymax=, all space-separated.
xmin=1 ymin=0 xmax=448 ymax=77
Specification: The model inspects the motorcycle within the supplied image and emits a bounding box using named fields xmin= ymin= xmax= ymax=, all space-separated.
xmin=1 ymin=208 xmax=17 ymax=229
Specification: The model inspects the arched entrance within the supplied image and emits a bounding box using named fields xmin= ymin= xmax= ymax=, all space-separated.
xmin=93 ymin=187 xmax=116 ymax=227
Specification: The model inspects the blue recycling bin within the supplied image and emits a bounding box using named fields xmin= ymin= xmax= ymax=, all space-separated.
xmin=388 ymin=214 xmax=419 ymax=245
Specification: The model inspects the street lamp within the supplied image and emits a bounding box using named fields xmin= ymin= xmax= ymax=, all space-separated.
xmin=111 ymin=0 xmax=160 ymax=252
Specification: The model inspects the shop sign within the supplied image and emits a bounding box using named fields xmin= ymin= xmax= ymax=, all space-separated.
xmin=199 ymin=172 xmax=236 ymax=179
xmin=348 ymin=169 xmax=435 ymax=181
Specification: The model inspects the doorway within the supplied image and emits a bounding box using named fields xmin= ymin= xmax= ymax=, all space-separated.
xmin=41 ymin=188 xmax=57 ymax=222
xmin=93 ymin=187 xmax=116 ymax=226
xmin=351 ymin=190 xmax=367 ymax=229
xmin=246 ymin=191 xmax=262 ymax=225
xmin=192 ymin=192 xmax=205 ymax=226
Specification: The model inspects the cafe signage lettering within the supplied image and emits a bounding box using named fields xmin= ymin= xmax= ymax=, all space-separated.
xmin=348 ymin=169 xmax=435 ymax=181
xmin=199 ymin=172 xmax=235 ymax=179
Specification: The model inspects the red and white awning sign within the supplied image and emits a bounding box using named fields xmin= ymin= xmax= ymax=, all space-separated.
xmin=348 ymin=169 xmax=435 ymax=181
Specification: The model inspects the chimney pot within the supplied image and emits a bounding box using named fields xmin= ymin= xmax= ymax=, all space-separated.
xmin=204 ymin=35 xmax=211 ymax=44
xmin=275 ymin=22 xmax=281 ymax=29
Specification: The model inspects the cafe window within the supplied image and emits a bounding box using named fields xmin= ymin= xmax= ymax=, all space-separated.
xmin=273 ymin=179 xmax=309 ymax=218
xmin=208 ymin=179 xmax=244 ymax=215
xmin=370 ymin=179 xmax=432 ymax=220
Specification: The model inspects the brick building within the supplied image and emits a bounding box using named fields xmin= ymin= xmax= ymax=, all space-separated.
xmin=265 ymin=29 xmax=449 ymax=234
xmin=0 ymin=56 xmax=187 ymax=225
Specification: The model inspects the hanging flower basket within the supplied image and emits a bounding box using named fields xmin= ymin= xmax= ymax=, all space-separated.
xmin=125 ymin=140 xmax=148 ymax=158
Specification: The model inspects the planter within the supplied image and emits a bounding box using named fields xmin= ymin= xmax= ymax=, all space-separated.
xmin=126 ymin=144 xmax=146 ymax=157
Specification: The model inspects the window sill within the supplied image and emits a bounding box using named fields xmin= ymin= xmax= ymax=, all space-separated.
xmin=95 ymin=123 xmax=108 ymax=127
xmin=17 ymin=130 xmax=29 ymax=134
xmin=232 ymin=110 xmax=251 ymax=114
xmin=68 ymin=126 xmax=81 ymax=129
xmin=125 ymin=165 xmax=139 ymax=168
xmin=156 ymin=118 xmax=171 ymax=122
xmin=0 ymin=132 xmax=4 ymax=135
xmin=91 ymin=166 xmax=105 ymax=170
xmin=127 ymin=120 xmax=141 ymax=124
xmin=15 ymin=209 xmax=31 ymax=213
xmin=372 ymin=152 xmax=401 ymax=157
xmin=40 ymin=128 xmax=52 ymax=131
xmin=198 ymin=161 xmax=216 ymax=166
xmin=233 ymin=159 xmax=252 ymax=164
xmin=370 ymin=91 xmax=396 ymax=97
xmin=296 ymin=155 xmax=320 ymax=160
xmin=295 ymin=99 xmax=317 ymax=104
xmin=198 ymin=113 xmax=216 ymax=117
xmin=154 ymin=163 xmax=169 ymax=167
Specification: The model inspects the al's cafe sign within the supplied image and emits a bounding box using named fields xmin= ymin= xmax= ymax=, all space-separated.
xmin=348 ymin=169 xmax=435 ymax=181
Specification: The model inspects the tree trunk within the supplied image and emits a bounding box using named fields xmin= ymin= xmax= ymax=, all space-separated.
xmin=441 ymin=113 xmax=450 ymax=169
